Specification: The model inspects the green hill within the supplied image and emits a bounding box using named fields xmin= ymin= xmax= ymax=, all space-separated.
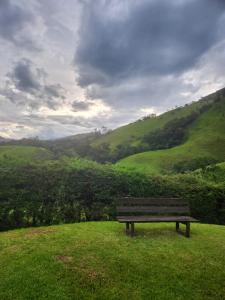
xmin=0 ymin=222 xmax=225 ymax=300
xmin=0 ymin=145 xmax=53 ymax=166
xmin=93 ymin=90 xmax=222 ymax=150
xmin=116 ymin=90 xmax=225 ymax=174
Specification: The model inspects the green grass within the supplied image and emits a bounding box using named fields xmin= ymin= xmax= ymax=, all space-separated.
xmin=0 ymin=222 xmax=225 ymax=300
xmin=117 ymin=97 xmax=225 ymax=174
xmin=0 ymin=145 xmax=53 ymax=166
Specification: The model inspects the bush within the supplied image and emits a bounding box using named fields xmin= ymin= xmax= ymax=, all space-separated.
xmin=0 ymin=161 xmax=224 ymax=230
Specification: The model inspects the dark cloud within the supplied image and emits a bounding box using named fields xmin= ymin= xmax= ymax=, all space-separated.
xmin=0 ymin=0 xmax=40 ymax=50
xmin=2 ymin=58 xmax=65 ymax=110
xmin=10 ymin=59 xmax=41 ymax=92
xmin=72 ymin=100 xmax=91 ymax=111
xmin=75 ymin=0 xmax=225 ymax=87
xmin=0 ymin=0 xmax=31 ymax=40
xmin=45 ymin=84 xmax=65 ymax=99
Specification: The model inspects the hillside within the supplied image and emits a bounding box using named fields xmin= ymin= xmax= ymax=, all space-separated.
xmin=0 ymin=222 xmax=224 ymax=300
xmin=93 ymin=90 xmax=222 ymax=150
xmin=0 ymin=145 xmax=53 ymax=166
xmin=116 ymin=91 xmax=225 ymax=174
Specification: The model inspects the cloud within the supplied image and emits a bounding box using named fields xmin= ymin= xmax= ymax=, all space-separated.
xmin=0 ymin=0 xmax=44 ymax=51
xmin=1 ymin=58 xmax=65 ymax=110
xmin=9 ymin=58 xmax=42 ymax=92
xmin=71 ymin=100 xmax=91 ymax=111
xmin=75 ymin=0 xmax=225 ymax=87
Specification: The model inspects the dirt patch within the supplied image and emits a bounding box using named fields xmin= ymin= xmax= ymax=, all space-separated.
xmin=56 ymin=255 xmax=73 ymax=264
xmin=6 ymin=245 xmax=21 ymax=253
xmin=77 ymin=256 xmax=107 ymax=282
xmin=25 ymin=228 xmax=56 ymax=238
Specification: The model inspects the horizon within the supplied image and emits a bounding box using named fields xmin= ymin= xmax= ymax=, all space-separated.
xmin=0 ymin=86 xmax=222 ymax=141
xmin=1 ymin=0 xmax=225 ymax=139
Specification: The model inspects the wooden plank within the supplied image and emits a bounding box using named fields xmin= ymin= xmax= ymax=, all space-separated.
xmin=117 ymin=197 xmax=187 ymax=206
xmin=117 ymin=206 xmax=190 ymax=214
xmin=117 ymin=216 xmax=198 ymax=223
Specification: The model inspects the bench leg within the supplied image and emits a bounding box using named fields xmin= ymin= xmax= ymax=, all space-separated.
xmin=176 ymin=222 xmax=179 ymax=232
xmin=185 ymin=222 xmax=190 ymax=238
xmin=125 ymin=222 xmax=130 ymax=234
xmin=130 ymin=222 xmax=135 ymax=237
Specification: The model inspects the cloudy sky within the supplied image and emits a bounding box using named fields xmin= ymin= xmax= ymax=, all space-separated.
xmin=0 ymin=0 xmax=225 ymax=139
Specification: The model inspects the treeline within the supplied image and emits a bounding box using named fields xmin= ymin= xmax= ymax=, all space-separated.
xmin=0 ymin=161 xmax=224 ymax=230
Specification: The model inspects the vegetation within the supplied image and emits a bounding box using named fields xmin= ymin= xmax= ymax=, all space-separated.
xmin=0 ymin=158 xmax=224 ymax=230
xmin=0 ymin=222 xmax=225 ymax=300
xmin=92 ymin=89 xmax=224 ymax=149
xmin=118 ymin=93 xmax=225 ymax=174
xmin=142 ymin=111 xmax=200 ymax=150
xmin=0 ymin=145 xmax=53 ymax=166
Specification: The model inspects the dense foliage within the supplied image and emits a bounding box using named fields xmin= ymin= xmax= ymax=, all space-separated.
xmin=0 ymin=160 xmax=224 ymax=230
xmin=143 ymin=112 xmax=199 ymax=150
xmin=172 ymin=157 xmax=219 ymax=173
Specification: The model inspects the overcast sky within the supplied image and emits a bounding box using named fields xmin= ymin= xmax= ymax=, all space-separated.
xmin=0 ymin=0 xmax=225 ymax=139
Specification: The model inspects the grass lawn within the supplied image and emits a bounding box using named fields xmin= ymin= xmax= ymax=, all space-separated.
xmin=0 ymin=222 xmax=225 ymax=300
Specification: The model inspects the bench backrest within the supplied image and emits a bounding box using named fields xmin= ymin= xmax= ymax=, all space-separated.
xmin=117 ymin=197 xmax=190 ymax=216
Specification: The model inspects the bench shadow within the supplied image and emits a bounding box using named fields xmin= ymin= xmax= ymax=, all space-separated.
xmin=122 ymin=224 xmax=198 ymax=239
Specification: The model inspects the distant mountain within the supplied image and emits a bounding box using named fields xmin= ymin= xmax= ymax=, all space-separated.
xmin=1 ymin=132 xmax=100 ymax=159
xmin=0 ymin=136 xmax=11 ymax=143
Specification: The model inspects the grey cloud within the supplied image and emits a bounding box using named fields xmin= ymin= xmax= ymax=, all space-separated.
xmin=75 ymin=0 xmax=225 ymax=87
xmin=72 ymin=100 xmax=91 ymax=112
xmin=2 ymin=58 xmax=65 ymax=110
xmin=10 ymin=59 xmax=41 ymax=92
xmin=0 ymin=0 xmax=31 ymax=40
xmin=0 ymin=0 xmax=41 ymax=50
xmin=45 ymin=84 xmax=65 ymax=99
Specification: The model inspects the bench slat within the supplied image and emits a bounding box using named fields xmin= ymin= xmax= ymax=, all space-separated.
xmin=117 ymin=216 xmax=198 ymax=223
xmin=117 ymin=206 xmax=190 ymax=214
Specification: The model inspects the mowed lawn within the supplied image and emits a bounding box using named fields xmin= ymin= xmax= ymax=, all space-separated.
xmin=0 ymin=222 xmax=225 ymax=300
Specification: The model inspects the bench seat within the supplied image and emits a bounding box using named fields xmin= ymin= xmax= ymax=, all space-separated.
xmin=117 ymin=216 xmax=198 ymax=223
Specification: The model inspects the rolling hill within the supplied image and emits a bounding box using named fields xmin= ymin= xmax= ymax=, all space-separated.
xmin=117 ymin=93 xmax=225 ymax=174
xmin=0 ymin=145 xmax=53 ymax=166
xmin=92 ymin=89 xmax=223 ymax=150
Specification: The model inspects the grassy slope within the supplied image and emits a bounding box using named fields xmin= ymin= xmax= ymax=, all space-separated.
xmin=93 ymin=93 xmax=216 ymax=149
xmin=0 ymin=145 xmax=53 ymax=166
xmin=117 ymin=97 xmax=225 ymax=174
xmin=0 ymin=222 xmax=225 ymax=300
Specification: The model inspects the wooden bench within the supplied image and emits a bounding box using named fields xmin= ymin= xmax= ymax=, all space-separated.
xmin=116 ymin=197 xmax=198 ymax=237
